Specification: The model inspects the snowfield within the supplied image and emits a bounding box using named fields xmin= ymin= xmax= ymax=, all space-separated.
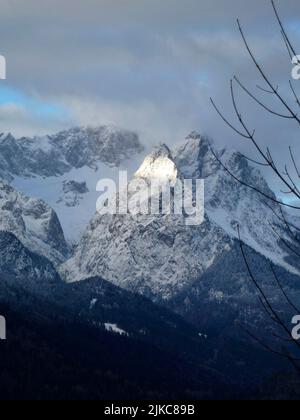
xmin=104 ymin=323 xmax=129 ymax=336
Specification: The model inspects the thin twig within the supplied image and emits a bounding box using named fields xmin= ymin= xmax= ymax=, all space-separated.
xmin=271 ymin=264 xmax=300 ymax=314
xmin=210 ymin=148 xmax=300 ymax=209
xmin=238 ymin=19 xmax=300 ymax=124
xmin=234 ymin=76 xmax=293 ymax=119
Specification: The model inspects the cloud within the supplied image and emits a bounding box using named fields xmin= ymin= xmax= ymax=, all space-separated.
xmin=0 ymin=86 xmax=71 ymax=136
xmin=0 ymin=0 xmax=299 ymax=166
xmin=58 ymin=94 xmax=199 ymax=148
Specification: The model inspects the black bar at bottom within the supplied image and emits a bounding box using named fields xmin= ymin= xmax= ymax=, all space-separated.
xmin=100 ymin=402 xmax=203 ymax=417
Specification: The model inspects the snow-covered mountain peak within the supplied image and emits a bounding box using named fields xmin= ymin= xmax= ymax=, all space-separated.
xmin=134 ymin=142 xmax=178 ymax=184
xmin=48 ymin=125 xmax=144 ymax=169
xmin=0 ymin=132 xmax=14 ymax=142
xmin=174 ymin=134 xmax=272 ymax=200
xmin=186 ymin=130 xmax=202 ymax=140
xmin=185 ymin=131 xmax=212 ymax=145
xmin=173 ymin=134 xmax=217 ymax=179
xmin=151 ymin=142 xmax=173 ymax=159
xmin=61 ymin=131 xmax=300 ymax=298
xmin=0 ymin=125 xmax=144 ymax=182
xmin=1 ymin=125 xmax=145 ymax=241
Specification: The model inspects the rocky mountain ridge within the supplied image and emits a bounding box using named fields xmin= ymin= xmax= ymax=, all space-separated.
xmin=61 ymin=132 xmax=300 ymax=300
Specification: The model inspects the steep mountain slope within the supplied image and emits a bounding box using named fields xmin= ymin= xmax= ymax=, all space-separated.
xmin=174 ymin=132 xmax=295 ymax=271
xmin=5 ymin=126 xmax=145 ymax=241
xmin=0 ymin=254 xmax=287 ymax=398
xmin=0 ymin=240 xmax=236 ymax=399
xmin=0 ymin=295 xmax=238 ymax=400
xmin=0 ymin=231 xmax=62 ymax=296
xmin=0 ymin=232 xmax=217 ymax=375
xmin=0 ymin=232 xmax=215 ymax=368
xmin=62 ymin=132 xmax=300 ymax=299
xmin=0 ymin=182 xmax=69 ymax=265
xmin=169 ymin=239 xmax=300 ymax=338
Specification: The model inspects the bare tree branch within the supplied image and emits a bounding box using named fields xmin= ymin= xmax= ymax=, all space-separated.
xmin=289 ymin=145 xmax=300 ymax=178
xmin=211 ymin=0 xmax=300 ymax=366
xmin=271 ymin=0 xmax=299 ymax=62
xmin=234 ymin=76 xmax=294 ymax=119
xmin=238 ymin=321 xmax=300 ymax=363
xmin=210 ymin=148 xmax=300 ymax=209
xmin=240 ymin=153 xmax=270 ymax=167
xmin=210 ymin=98 xmax=251 ymax=139
xmin=257 ymin=84 xmax=278 ymax=95
xmin=268 ymin=221 xmax=300 ymax=259
xmin=289 ymin=81 xmax=300 ymax=110
xmin=237 ymin=225 xmax=300 ymax=351
xmin=271 ymin=264 xmax=300 ymax=314
xmin=237 ymin=19 xmax=300 ymax=124
xmin=212 ymin=78 xmax=300 ymax=200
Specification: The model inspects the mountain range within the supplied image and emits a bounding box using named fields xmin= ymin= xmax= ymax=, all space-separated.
xmin=0 ymin=125 xmax=299 ymax=399
xmin=7 ymin=126 xmax=145 ymax=241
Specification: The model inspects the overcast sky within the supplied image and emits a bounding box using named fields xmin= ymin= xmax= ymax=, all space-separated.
xmin=1 ymin=0 xmax=300 ymax=192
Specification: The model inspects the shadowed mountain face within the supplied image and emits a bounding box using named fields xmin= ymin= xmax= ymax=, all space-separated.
xmin=0 ymin=231 xmax=61 ymax=288
xmin=0 ymin=182 xmax=69 ymax=265
xmin=0 ymin=235 xmax=290 ymax=399
xmin=0 ymin=233 xmax=237 ymax=399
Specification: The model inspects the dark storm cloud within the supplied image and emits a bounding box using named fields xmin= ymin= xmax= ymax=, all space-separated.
xmin=0 ymin=0 xmax=300 ymax=186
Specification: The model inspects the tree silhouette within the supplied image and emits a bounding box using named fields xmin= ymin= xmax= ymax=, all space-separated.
xmin=211 ymin=0 xmax=300 ymax=368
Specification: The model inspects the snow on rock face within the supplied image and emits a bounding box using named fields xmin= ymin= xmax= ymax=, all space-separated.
xmin=60 ymin=135 xmax=226 ymax=298
xmin=173 ymin=133 xmax=294 ymax=273
xmin=135 ymin=143 xmax=178 ymax=184
xmin=104 ymin=323 xmax=128 ymax=336
xmin=0 ymin=126 xmax=144 ymax=181
xmin=7 ymin=126 xmax=145 ymax=242
xmin=61 ymin=209 xmax=231 ymax=300
xmin=61 ymin=131 xmax=300 ymax=301
xmin=49 ymin=126 xmax=144 ymax=169
xmin=0 ymin=181 xmax=69 ymax=266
